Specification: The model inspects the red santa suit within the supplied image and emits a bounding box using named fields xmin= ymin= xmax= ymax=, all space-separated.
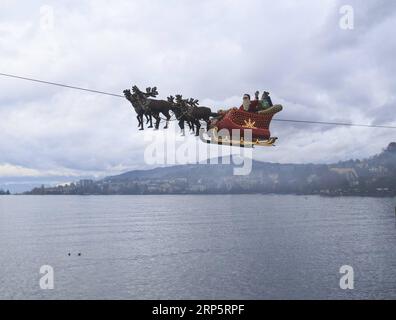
xmin=239 ymin=100 xmax=259 ymax=113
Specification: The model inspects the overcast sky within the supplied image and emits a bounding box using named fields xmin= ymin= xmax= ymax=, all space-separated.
xmin=1 ymin=0 xmax=395 ymax=190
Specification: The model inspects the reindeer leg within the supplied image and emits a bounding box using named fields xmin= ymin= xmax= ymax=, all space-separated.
xmin=136 ymin=115 xmax=143 ymax=130
xmin=163 ymin=112 xmax=170 ymax=129
xmin=179 ymin=119 xmax=185 ymax=136
xmin=195 ymin=120 xmax=201 ymax=136
xmin=139 ymin=115 xmax=144 ymax=130
xmin=190 ymin=121 xmax=195 ymax=134
xmin=153 ymin=113 xmax=160 ymax=130
xmin=148 ymin=114 xmax=153 ymax=128
xmin=186 ymin=120 xmax=193 ymax=133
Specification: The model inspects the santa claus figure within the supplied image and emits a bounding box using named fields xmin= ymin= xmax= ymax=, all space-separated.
xmin=239 ymin=93 xmax=259 ymax=113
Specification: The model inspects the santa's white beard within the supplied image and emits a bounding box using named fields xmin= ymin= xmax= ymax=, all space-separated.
xmin=242 ymin=100 xmax=250 ymax=111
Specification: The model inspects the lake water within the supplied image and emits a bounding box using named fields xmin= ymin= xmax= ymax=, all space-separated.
xmin=1 ymin=195 xmax=396 ymax=300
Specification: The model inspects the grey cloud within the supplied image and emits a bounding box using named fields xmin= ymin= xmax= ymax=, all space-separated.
xmin=1 ymin=0 xmax=395 ymax=184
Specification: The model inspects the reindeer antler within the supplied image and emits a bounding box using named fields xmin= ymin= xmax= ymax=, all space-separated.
xmin=145 ymin=86 xmax=159 ymax=98
xmin=132 ymin=85 xmax=142 ymax=94
xmin=186 ymin=98 xmax=199 ymax=107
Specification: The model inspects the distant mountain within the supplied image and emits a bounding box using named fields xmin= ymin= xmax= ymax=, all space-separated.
xmin=25 ymin=143 xmax=396 ymax=197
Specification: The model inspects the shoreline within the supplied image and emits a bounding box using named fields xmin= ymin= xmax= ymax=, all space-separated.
xmin=6 ymin=193 xmax=396 ymax=199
